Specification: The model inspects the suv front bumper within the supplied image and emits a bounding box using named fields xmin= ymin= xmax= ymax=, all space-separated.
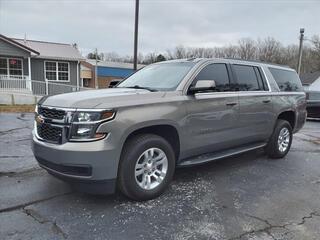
xmin=31 ymin=132 xmax=120 ymax=194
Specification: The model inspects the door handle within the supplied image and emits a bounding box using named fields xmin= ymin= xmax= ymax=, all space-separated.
xmin=262 ymin=100 xmax=271 ymax=103
xmin=226 ymin=102 xmax=237 ymax=106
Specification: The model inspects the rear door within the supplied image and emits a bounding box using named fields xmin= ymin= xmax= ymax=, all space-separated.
xmin=231 ymin=64 xmax=274 ymax=143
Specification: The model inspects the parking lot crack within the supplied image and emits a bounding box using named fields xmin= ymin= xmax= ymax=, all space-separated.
xmin=0 ymin=127 xmax=27 ymax=135
xmin=296 ymin=211 xmax=320 ymax=226
xmin=228 ymin=213 xmax=289 ymax=240
xmin=0 ymin=155 xmax=28 ymax=159
xmin=0 ymin=191 xmax=72 ymax=214
xmin=23 ymin=207 xmax=68 ymax=239
xmin=242 ymin=213 xmax=273 ymax=228
xmin=23 ymin=208 xmax=49 ymax=224
xmin=51 ymin=221 xmax=68 ymax=239
xmin=229 ymin=211 xmax=320 ymax=240
xmin=0 ymin=168 xmax=41 ymax=178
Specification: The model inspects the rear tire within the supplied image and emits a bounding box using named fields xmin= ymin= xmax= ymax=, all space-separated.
xmin=265 ymin=119 xmax=293 ymax=159
xmin=118 ymin=134 xmax=175 ymax=201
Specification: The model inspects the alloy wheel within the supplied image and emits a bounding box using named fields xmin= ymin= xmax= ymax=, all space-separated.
xmin=134 ymin=148 xmax=168 ymax=190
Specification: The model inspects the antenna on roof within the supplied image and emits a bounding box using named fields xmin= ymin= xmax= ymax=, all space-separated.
xmin=24 ymin=33 xmax=27 ymax=45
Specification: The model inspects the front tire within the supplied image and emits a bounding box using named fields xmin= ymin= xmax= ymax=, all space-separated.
xmin=118 ymin=134 xmax=175 ymax=201
xmin=265 ymin=119 xmax=293 ymax=159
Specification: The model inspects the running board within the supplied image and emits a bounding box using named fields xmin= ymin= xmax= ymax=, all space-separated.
xmin=178 ymin=142 xmax=267 ymax=167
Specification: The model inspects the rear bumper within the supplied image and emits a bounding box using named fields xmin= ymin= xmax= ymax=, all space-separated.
xmin=32 ymin=132 xmax=120 ymax=194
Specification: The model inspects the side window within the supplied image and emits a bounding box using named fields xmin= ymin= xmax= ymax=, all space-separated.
xmin=232 ymin=64 xmax=261 ymax=91
xmin=194 ymin=64 xmax=230 ymax=92
xmin=268 ymin=67 xmax=303 ymax=92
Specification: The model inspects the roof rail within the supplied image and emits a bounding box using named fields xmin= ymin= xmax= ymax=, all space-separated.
xmin=224 ymin=58 xmax=290 ymax=68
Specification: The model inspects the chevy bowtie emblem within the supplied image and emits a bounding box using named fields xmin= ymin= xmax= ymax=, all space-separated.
xmin=36 ymin=115 xmax=45 ymax=124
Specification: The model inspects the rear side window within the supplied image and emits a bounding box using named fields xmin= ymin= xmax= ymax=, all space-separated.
xmin=194 ymin=63 xmax=231 ymax=91
xmin=232 ymin=65 xmax=262 ymax=91
xmin=269 ymin=67 xmax=303 ymax=92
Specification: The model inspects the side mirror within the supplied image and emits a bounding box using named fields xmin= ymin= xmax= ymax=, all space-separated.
xmin=189 ymin=80 xmax=216 ymax=94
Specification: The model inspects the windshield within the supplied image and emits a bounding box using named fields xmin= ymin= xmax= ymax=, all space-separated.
xmin=117 ymin=62 xmax=195 ymax=91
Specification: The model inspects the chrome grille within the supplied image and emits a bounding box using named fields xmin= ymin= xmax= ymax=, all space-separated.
xmin=37 ymin=123 xmax=63 ymax=144
xmin=38 ymin=107 xmax=65 ymax=120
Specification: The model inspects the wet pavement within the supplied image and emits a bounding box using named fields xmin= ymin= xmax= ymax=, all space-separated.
xmin=0 ymin=112 xmax=320 ymax=240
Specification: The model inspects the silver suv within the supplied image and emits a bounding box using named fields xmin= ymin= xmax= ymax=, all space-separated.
xmin=32 ymin=58 xmax=307 ymax=200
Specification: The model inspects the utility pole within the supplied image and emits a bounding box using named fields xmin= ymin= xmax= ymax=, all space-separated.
xmin=297 ymin=28 xmax=304 ymax=75
xmin=95 ymin=48 xmax=98 ymax=89
xmin=133 ymin=0 xmax=139 ymax=71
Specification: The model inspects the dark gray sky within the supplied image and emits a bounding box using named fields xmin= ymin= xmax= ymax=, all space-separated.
xmin=0 ymin=0 xmax=319 ymax=56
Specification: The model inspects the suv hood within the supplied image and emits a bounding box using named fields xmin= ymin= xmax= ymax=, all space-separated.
xmin=41 ymin=88 xmax=167 ymax=109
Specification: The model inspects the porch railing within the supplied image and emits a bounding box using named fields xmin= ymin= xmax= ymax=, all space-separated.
xmin=0 ymin=78 xmax=93 ymax=96
xmin=0 ymin=75 xmax=28 ymax=80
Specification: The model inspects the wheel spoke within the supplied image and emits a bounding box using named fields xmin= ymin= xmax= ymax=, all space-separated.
xmin=135 ymin=162 xmax=144 ymax=170
xmin=143 ymin=152 xmax=149 ymax=161
xmin=155 ymin=170 xmax=166 ymax=177
xmin=153 ymin=152 xmax=165 ymax=162
xmin=135 ymin=168 xmax=144 ymax=177
xmin=149 ymin=148 xmax=154 ymax=158
xmin=146 ymin=175 xmax=151 ymax=189
xmin=153 ymin=174 xmax=163 ymax=183
xmin=154 ymin=158 xmax=165 ymax=167
xmin=139 ymin=174 xmax=147 ymax=188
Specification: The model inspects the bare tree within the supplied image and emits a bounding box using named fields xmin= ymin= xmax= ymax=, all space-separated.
xmin=98 ymin=35 xmax=320 ymax=74
xmin=237 ymin=38 xmax=257 ymax=60
xmin=257 ymin=37 xmax=282 ymax=63
xmin=103 ymin=52 xmax=121 ymax=62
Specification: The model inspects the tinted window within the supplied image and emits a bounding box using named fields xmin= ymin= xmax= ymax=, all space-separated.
xmin=269 ymin=67 xmax=303 ymax=92
xmin=233 ymin=65 xmax=261 ymax=91
xmin=195 ymin=64 xmax=230 ymax=91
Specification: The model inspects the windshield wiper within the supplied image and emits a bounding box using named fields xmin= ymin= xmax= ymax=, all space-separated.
xmin=124 ymin=85 xmax=158 ymax=92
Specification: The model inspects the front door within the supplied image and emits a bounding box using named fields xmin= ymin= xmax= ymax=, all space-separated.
xmin=183 ymin=63 xmax=240 ymax=158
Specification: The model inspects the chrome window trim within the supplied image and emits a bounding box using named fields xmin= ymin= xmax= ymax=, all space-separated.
xmin=194 ymin=91 xmax=238 ymax=97
xmin=182 ymin=60 xmax=274 ymax=95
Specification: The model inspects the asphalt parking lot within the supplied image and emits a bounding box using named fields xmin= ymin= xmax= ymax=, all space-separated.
xmin=0 ymin=112 xmax=320 ymax=240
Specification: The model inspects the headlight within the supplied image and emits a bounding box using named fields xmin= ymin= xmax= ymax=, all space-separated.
xmin=70 ymin=110 xmax=115 ymax=141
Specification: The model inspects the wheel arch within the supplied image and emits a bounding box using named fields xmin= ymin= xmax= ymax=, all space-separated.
xmin=120 ymin=121 xmax=181 ymax=162
xmin=277 ymin=110 xmax=296 ymax=130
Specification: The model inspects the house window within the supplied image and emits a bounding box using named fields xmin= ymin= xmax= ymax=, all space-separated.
xmin=0 ymin=58 xmax=23 ymax=76
xmin=45 ymin=61 xmax=69 ymax=81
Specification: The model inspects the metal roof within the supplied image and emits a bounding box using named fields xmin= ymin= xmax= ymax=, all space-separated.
xmin=86 ymin=59 xmax=145 ymax=69
xmin=0 ymin=34 xmax=40 ymax=55
xmin=13 ymin=38 xmax=84 ymax=61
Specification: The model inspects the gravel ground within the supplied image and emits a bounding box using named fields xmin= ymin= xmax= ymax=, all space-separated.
xmin=0 ymin=112 xmax=320 ymax=240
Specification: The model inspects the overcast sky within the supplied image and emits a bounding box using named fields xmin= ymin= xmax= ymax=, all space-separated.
xmin=0 ymin=0 xmax=319 ymax=56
